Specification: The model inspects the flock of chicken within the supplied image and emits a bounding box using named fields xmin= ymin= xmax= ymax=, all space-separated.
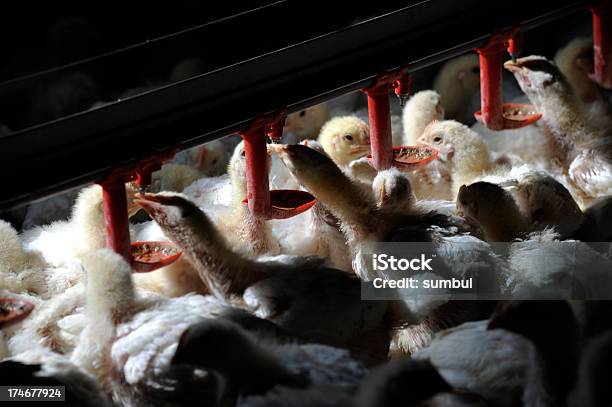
xmin=1 ymin=37 xmax=612 ymax=406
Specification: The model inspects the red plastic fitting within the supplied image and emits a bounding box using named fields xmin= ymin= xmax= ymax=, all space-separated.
xmin=362 ymin=67 xmax=411 ymax=170
xmin=100 ymin=177 xmax=132 ymax=262
xmin=134 ymin=148 xmax=178 ymax=190
xmin=393 ymin=74 xmax=412 ymax=107
xmin=474 ymin=28 xmax=541 ymax=130
xmin=98 ymin=147 xmax=178 ymax=261
xmin=591 ymin=0 xmax=612 ymax=89
xmin=476 ymin=39 xmax=506 ymax=130
xmin=506 ymin=30 xmax=523 ymax=60
xmin=239 ymin=118 xmax=271 ymax=217
xmin=364 ymin=80 xmax=394 ymax=171
xmin=265 ymin=110 xmax=287 ymax=142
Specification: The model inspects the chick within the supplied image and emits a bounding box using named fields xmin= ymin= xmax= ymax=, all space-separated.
xmin=318 ymin=116 xmax=371 ymax=167
xmin=283 ymin=103 xmax=329 ymax=144
xmin=510 ymin=171 xmax=585 ymax=238
xmin=401 ymin=90 xmax=445 ymax=146
xmin=418 ymin=120 xmax=492 ymax=198
xmin=150 ymin=163 xmax=201 ymax=193
xmin=372 ymin=168 xmax=415 ymax=213
xmin=433 ymin=54 xmax=480 ymax=123
xmin=172 ymin=318 xmax=366 ymax=405
xmin=171 ymin=139 xmax=230 ymax=177
xmin=457 ymin=182 xmax=528 ymax=242
xmin=457 ymin=170 xmax=586 ymax=242
xmin=225 ymin=141 xmax=280 ymax=256
xmin=505 ymin=55 xmax=612 ymax=206
xmin=554 ymin=38 xmax=612 ymax=131
xmin=555 ymin=38 xmax=602 ymax=105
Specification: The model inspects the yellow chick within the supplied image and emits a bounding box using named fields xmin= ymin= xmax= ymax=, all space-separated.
xmin=283 ymin=103 xmax=329 ymax=144
xmin=317 ymin=116 xmax=371 ymax=167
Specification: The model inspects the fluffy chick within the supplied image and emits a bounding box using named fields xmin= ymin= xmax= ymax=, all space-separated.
xmin=401 ymin=90 xmax=445 ymax=146
xmin=554 ymin=38 xmax=603 ymax=106
xmin=457 ymin=170 xmax=585 ymax=242
xmin=433 ymin=54 xmax=481 ymax=123
xmin=372 ymin=168 xmax=415 ymax=213
xmin=318 ymin=116 xmax=371 ymax=167
xmin=225 ymin=141 xmax=280 ymax=256
xmin=457 ymin=182 xmax=528 ymax=242
xmin=505 ymin=55 xmax=612 ymax=206
xmin=418 ymin=120 xmax=492 ymax=198
xmin=283 ymin=103 xmax=329 ymax=144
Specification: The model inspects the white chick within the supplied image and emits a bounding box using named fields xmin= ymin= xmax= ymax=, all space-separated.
xmin=554 ymin=37 xmax=611 ymax=128
xmin=225 ymin=141 xmax=280 ymax=257
xmin=418 ymin=120 xmax=492 ymax=198
xmin=505 ymin=55 xmax=612 ymax=207
xmin=401 ymin=90 xmax=445 ymax=146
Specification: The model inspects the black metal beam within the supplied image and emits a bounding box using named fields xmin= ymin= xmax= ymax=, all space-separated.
xmin=0 ymin=0 xmax=591 ymax=211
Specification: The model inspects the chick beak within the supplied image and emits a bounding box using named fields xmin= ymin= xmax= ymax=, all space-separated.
xmin=267 ymin=143 xmax=289 ymax=157
xmin=503 ymin=59 xmax=522 ymax=73
xmin=350 ymin=144 xmax=371 ymax=156
xmin=378 ymin=182 xmax=387 ymax=207
xmin=134 ymin=193 xmax=168 ymax=219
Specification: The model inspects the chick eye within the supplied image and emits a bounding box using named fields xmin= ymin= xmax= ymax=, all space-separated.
xmin=344 ymin=134 xmax=353 ymax=141
xmin=433 ymin=136 xmax=442 ymax=143
xmin=299 ymin=110 xmax=306 ymax=117
xmin=241 ymin=150 xmax=246 ymax=157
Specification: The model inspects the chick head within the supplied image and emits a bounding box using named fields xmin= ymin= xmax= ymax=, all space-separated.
xmin=504 ymin=55 xmax=567 ymax=107
xmin=402 ymin=90 xmax=445 ymax=144
xmin=135 ymin=192 xmax=205 ymax=246
xmin=409 ymin=90 xmax=445 ymax=120
xmin=372 ymin=168 xmax=414 ymax=212
xmin=317 ymin=116 xmax=371 ymax=166
xmin=418 ymin=120 xmax=489 ymax=171
xmin=513 ymin=172 xmax=584 ymax=238
xmin=283 ymin=103 xmax=329 ymax=141
xmin=457 ymin=181 xmax=525 ymax=242
xmin=437 ymin=54 xmax=480 ymax=89
xmin=433 ymin=54 xmax=480 ymax=118
xmin=554 ymin=38 xmax=599 ymax=103
xmin=228 ymin=140 xmax=271 ymax=186
xmin=197 ymin=140 xmax=228 ymax=176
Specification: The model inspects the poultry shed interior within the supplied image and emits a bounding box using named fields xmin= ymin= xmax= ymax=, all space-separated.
xmin=1 ymin=0 xmax=612 ymax=405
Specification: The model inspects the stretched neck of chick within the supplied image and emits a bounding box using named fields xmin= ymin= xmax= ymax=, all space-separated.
xmin=71 ymin=250 xmax=135 ymax=376
xmin=83 ymin=250 xmax=135 ymax=327
xmin=71 ymin=186 xmax=107 ymax=255
xmin=537 ymin=82 xmax=595 ymax=146
xmin=161 ymin=204 xmax=270 ymax=300
xmin=313 ymin=167 xmax=377 ymax=242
